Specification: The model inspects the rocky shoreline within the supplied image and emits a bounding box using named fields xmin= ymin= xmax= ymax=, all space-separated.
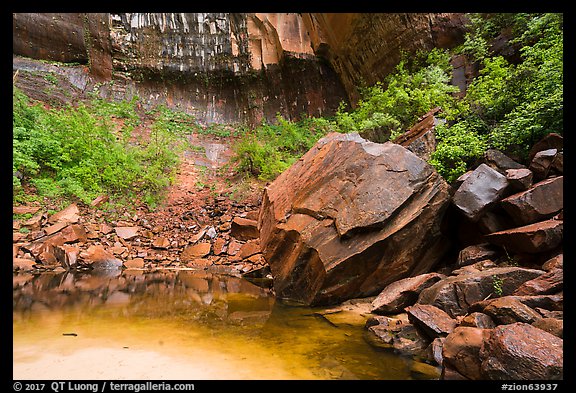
xmin=362 ymin=131 xmax=563 ymax=380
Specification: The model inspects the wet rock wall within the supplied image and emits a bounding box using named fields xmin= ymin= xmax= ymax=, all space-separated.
xmin=13 ymin=12 xmax=347 ymax=125
xmin=13 ymin=13 xmax=467 ymax=124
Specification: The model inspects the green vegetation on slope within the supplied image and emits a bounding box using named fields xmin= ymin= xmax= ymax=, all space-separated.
xmin=13 ymin=89 xmax=185 ymax=209
xmin=232 ymin=13 xmax=563 ymax=183
xmin=431 ymin=12 xmax=563 ymax=182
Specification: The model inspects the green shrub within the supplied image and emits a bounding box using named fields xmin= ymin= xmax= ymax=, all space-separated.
xmin=450 ymin=13 xmax=563 ymax=162
xmin=231 ymin=114 xmax=336 ymax=180
xmin=335 ymin=48 xmax=460 ymax=142
xmin=429 ymin=119 xmax=488 ymax=183
xmin=12 ymin=87 xmax=182 ymax=208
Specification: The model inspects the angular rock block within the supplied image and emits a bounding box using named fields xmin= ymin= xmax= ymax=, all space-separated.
xmin=417 ymin=267 xmax=544 ymax=317
xmin=485 ymin=219 xmax=563 ymax=254
xmin=480 ymin=323 xmax=563 ymax=380
xmin=500 ymin=176 xmax=563 ymax=226
xmin=371 ymin=272 xmax=444 ymax=314
xmin=259 ymin=132 xmax=451 ymax=305
xmin=452 ymin=163 xmax=510 ymax=222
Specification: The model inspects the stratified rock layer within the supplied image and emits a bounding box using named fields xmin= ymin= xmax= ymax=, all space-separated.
xmin=259 ymin=132 xmax=451 ymax=306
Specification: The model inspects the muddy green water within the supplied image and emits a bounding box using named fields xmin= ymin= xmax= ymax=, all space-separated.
xmin=13 ymin=269 xmax=437 ymax=380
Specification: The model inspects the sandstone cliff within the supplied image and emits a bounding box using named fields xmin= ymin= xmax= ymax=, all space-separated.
xmin=13 ymin=13 xmax=467 ymax=123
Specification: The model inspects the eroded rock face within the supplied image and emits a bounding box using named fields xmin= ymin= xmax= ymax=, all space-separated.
xmin=301 ymin=13 xmax=467 ymax=104
xmin=259 ymin=132 xmax=451 ymax=305
xmin=13 ymin=13 xmax=348 ymax=125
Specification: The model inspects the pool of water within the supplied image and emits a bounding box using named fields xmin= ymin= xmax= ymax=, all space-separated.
xmin=13 ymin=269 xmax=437 ymax=380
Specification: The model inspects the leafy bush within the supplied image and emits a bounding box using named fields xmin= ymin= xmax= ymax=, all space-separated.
xmin=428 ymin=119 xmax=488 ymax=183
xmin=13 ymin=88 xmax=182 ymax=208
xmin=231 ymin=114 xmax=336 ymax=180
xmin=335 ymin=48 xmax=460 ymax=142
xmin=437 ymin=12 xmax=563 ymax=174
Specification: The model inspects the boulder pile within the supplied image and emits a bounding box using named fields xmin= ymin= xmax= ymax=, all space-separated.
xmin=364 ymin=132 xmax=563 ymax=380
xmin=13 ymin=199 xmax=268 ymax=275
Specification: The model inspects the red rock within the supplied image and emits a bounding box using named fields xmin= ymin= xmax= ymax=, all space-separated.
xmin=23 ymin=213 xmax=43 ymax=229
xmin=230 ymin=217 xmax=259 ymax=241
xmin=529 ymin=149 xmax=562 ymax=180
xmin=237 ymin=239 xmax=261 ymax=260
xmin=443 ymin=327 xmax=490 ymax=380
xmin=459 ymin=312 xmax=495 ymax=329
xmin=114 ymin=226 xmax=140 ymax=240
xmin=219 ymin=222 xmax=232 ymax=231
xmin=429 ymin=337 xmax=445 ymax=365
xmin=417 ymin=267 xmax=543 ymax=317
xmin=80 ymin=245 xmax=122 ymax=270
xmin=480 ymin=323 xmax=563 ymax=380
xmin=190 ymin=228 xmax=206 ymax=243
xmin=110 ymin=246 xmax=127 ymax=255
xmin=61 ymin=224 xmax=87 ymax=243
xmin=227 ymin=239 xmax=242 ymax=256
xmin=456 ymin=243 xmax=497 ymax=267
xmin=259 ymin=132 xmax=451 ymax=306
xmin=99 ymin=223 xmax=114 ymax=234
xmin=212 ymin=238 xmax=227 ymax=255
xmin=542 ymin=254 xmax=563 ymax=271
xmin=124 ymin=258 xmax=145 ymax=269
xmin=152 ymin=237 xmax=170 ymax=249
xmin=406 ymin=304 xmax=457 ymax=338
xmin=365 ymin=322 xmax=430 ymax=358
xmin=528 ymin=133 xmax=563 ymax=162
xmin=13 ymin=257 xmax=36 ymax=271
xmin=21 ymin=232 xmax=66 ymax=259
xmin=393 ymin=107 xmax=440 ymax=161
xmin=244 ymin=210 xmax=260 ymax=221
xmin=441 ymin=366 xmax=470 ymax=380
xmin=181 ymin=242 xmax=211 ymax=260
xmin=48 ymin=203 xmax=80 ymax=224
xmin=247 ymin=253 xmax=265 ymax=265
xmin=505 ymin=168 xmax=533 ymax=191
xmin=90 ymin=194 xmax=109 ymax=207
xmin=186 ymin=258 xmax=212 ymax=268
xmin=484 ymin=149 xmax=526 ymax=174
xmin=13 ymin=232 xmax=27 ymax=243
xmin=53 ymin=245 xmax=79 ymax=269
xmin=452 ymin=163 xmax=510 ymax=222
xmin=482 ymin=296 xmax=542 ymax=324
xmin=86 ymin=230 xmax=100 ymax=239
xmin=500 ymin=176 xmax=563 ymax=225
xmin=13 ymin=205 xmax=41 ymax=215
xmin=532 ymin=318 xmax=563 ymax=338
xmin=38 ymin=248 xmax=58 ymax=266
xmin=485 ymin=219 xmax=563 ymax=254
xmin=513 ymin=268 xmax=563 ymax=296
xmin=371 ymin=273 xmax=444 ymax=314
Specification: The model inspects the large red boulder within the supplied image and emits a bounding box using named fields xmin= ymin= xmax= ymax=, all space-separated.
xmin=258 ymin=132 xmax=451 ymax=305
xmin=480 ymin=323 xmax=563 ymax=380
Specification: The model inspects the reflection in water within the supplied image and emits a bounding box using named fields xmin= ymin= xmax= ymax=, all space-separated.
xmin=13 ymin=269 xmax=432 ymax=380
